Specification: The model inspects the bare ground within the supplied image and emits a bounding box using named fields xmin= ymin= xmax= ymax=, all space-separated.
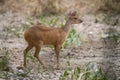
xmin=1 ymin=38 xmax=120 ymax=80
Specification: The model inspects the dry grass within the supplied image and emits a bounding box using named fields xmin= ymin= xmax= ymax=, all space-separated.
xmin=1 ymin=0 xmax=119 ymax=16
xmin=0 ymin=0 xmax=119 ymax=16
xmin=0 ymin=0 xmax=120 ymax=16
xmin=100 ymin=0 xmax=120 ymax=13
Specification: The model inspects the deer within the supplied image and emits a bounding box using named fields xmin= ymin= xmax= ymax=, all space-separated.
xmin=23 ymin=11 xmax=82 ymax=69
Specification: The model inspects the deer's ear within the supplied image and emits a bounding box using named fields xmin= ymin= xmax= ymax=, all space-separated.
xmin=68 ymin=11 xmax=77 ymax=17
xmin=71 ymin=11 xmax=76 ymax=16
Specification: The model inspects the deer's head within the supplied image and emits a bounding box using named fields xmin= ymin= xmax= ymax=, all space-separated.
xmin=68 ymin=11 xmax=82 ymax=24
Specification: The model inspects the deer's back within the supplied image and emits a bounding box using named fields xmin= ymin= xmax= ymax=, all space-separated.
xmin=24 ymin=26 xmax=67 ymax=45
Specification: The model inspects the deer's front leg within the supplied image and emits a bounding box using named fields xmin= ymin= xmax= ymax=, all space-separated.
xmin=54 ymin=45 xmax=61 ymax=69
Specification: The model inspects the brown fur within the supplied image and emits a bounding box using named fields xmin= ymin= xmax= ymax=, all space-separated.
xmin=24 ymin=26 xmax=67 ymax=45
xmin=23 ymin=11 xmax=82 ymax=68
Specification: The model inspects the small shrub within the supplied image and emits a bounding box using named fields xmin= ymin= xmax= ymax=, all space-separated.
xmin=59 ymin=62 xmax=107 ymax=80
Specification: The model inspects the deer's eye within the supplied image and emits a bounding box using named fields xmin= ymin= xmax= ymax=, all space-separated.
xmin=74 ymin=18 xmax=77 ymax=19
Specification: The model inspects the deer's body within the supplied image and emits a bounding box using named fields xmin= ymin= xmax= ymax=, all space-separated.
xmin=23 ymin=11 xmax=82 ymax=68
xmin=24 ymin=26 xmax=67 ymax=46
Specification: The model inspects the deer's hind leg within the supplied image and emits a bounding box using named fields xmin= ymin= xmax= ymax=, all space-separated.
xmin=24 ymin=44 xmax=33 ymax=67
xmin=34 ymin=41 xmax=45 ymax=68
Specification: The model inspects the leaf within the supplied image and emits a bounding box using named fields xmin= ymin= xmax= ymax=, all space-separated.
xmin=76 ymin=67 xmax=81 ymax=74
xmin=63 ymin=70 xmax=68 ymax=77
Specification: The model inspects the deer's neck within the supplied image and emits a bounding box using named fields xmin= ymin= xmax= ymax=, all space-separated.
xmin=63 ymin=20 xmax=72 ymax=33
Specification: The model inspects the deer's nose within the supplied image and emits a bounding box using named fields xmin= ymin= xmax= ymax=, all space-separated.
xmin=79 ymin=19 xmax=83 ymax=23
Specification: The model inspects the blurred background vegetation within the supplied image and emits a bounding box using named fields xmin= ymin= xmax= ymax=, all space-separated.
xmin=0 ymin=0 xmax=119 ymax=16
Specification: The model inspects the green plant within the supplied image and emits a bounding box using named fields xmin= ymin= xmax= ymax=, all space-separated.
xmin=0 ymin=47 xmax=11 ymax=79
xmin=101 ymin=28 xmax=120 ymax=43
xmin=22 ymin=17 xmax=34 ymax=31
xmin=27 ymin=53 xmax=36 ymax=63
xmin=0 ymin=48 xmax=9 ymax=71
xmin=0 ymin=68 xmax=31 ymax=79
xmin=13 ymin=68 xmax=31 ymax=78
xmin=103 ymin=14 xmax=110 ymax=24
xmin=60 ymin=67 xmax=81 ymax=80
xmin=59 ymin=62 xmax=107 ymax=80
xmin=62 ymin=29 xmax=81 ymax=48
xmin=4 ymin=25 xmax=22 ymax=38
xmin=0 ymin=71 xmax=11 ymax=79
xmin=83 ymin=63 xmax=107 ymax=80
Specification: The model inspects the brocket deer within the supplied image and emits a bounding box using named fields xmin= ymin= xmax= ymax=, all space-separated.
xmin=23 ymin=11 xmax=82 ymax=68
